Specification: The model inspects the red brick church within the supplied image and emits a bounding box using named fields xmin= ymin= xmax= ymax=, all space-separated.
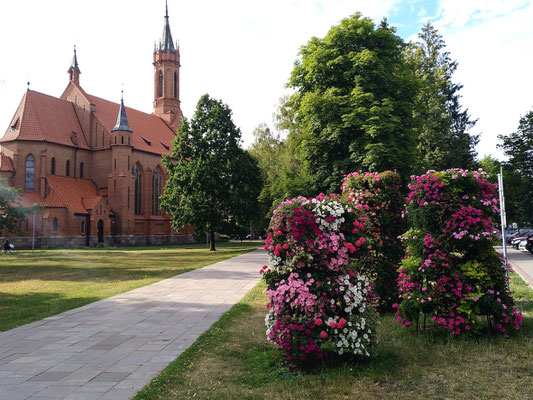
xmin=0 ymin=4 xmax=193 ymax=248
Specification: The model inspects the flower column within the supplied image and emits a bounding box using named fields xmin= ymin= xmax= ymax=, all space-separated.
xmin=262 ymin=194 xmax=378 ymax=364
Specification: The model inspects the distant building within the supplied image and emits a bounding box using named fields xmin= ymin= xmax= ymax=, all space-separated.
xmin=0 ymin=4 xmax=193 ymax=248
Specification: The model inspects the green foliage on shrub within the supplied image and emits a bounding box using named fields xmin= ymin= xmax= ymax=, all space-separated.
xmin=341 ymin=171 xmax=406 ymax=311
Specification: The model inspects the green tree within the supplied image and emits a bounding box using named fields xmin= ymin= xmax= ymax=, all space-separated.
xmin=286 ymin=13 xmax=419 ymax=193
xmin=498 ymin=110 xmax=533 ymax=225
xmin=0 ymin=179 xmax=26 ymax=235
xmin=407 ymin=22 xmax=478 ymax=170
xmin=478 ymin=155 xmax=501 ymax=183
xmin=161 ymin=94 xmax=262 ymax=251
xmin=249 ymin=122 xmax=314 ymax=216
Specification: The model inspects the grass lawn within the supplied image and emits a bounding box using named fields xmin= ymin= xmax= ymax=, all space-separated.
xmin=135 ymin=273 xmax=533 ymax=400
xmin=0 ymin=241 xmax=260 ymax=332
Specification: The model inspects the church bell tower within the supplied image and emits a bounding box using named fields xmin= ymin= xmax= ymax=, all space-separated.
xmin=153 ymin=1 xmax=182 ymax=130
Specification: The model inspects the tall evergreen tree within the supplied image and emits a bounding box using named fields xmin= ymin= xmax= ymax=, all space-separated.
xmin=498 ymin=110 xmax=533 ymax=225
xmin=285 ymin=13 xmax=419 ymax=193
xmin=161 ymin=94 xmax=262 ymax=250
xmin=408 ymin=22 xmax=478 ymax=170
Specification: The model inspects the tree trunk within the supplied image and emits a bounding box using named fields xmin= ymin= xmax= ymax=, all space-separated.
xmin=210 ymin=231 xmax=216 ymax=251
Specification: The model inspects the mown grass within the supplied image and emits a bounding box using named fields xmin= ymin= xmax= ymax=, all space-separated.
xmin=135 ymin=273 xmax=533 ymax=400
xmin=0 ymin=241 xmax=259 ymax=332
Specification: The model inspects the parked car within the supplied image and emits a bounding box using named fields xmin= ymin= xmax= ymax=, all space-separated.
xmin=507 ymin=229 xmax=533 ymax=245
xmin=518 ymin=238 xmax=529 ymax=252
xmin=526 ymin=236 xmax=533 ymax=254
xmin=511 ymin=231 xmax=533 ymax=249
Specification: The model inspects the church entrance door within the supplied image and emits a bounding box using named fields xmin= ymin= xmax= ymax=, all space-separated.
xmin=97 ymin=220 xmax=104 ymax=243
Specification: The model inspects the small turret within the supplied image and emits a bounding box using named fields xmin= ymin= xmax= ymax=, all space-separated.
xmin=68 ymin=46 xmax=81 ymax=85
xmin=112 ymin=93 xmax=133 ymax=146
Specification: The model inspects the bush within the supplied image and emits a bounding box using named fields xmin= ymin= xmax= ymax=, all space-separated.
xmin=396 ymin=169 xmax=522 ymax=336
xmin=262 ymin=194 xmax=378 ymax=364
xmin=341 ymin=171 xmax=406 ymax=311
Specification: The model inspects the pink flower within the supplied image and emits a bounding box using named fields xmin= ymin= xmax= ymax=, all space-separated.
xmin=315 ymin=318 xmax=323 ymax=326
xmin=320 ymin=331 xmax=328 ymax=339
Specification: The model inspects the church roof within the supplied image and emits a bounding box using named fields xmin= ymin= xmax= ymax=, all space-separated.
xmin=19 ymin=192 xmax=41 ymax=208
xmin=45 ymin=175 xmax=102 ymax=215
xmin=1 ymin=87 xmax=176 ymax=155
xmin=0 ymin=153 xmax=14 ymax=172
xmin=0 ymin=90 xmax=89 ymax=150
xmin=84 ymin=92 xmax=176 ymax=155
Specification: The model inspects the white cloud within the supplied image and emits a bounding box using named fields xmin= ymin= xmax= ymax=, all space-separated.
xmin=435 ymin=0 xmax=530 ymax=29
xmin=434 ymin=0 xmax=533 ymax=159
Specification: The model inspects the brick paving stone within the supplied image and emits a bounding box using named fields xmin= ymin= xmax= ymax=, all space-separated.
xmin=0 ymin=249 xmax=266 ymax=399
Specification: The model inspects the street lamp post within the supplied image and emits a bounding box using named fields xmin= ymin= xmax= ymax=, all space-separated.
xmin=497 ymin=168 xmax=508 ymax=282
xmin=32 ymin=203 xmax=37 ymax=254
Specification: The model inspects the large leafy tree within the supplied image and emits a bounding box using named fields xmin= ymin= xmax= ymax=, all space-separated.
xmin=498 ymin=110 xmax=533 ymax=225
xmin=286 ymin=14 xmax=419 ymax=193
xmin=0 ymin=179 xmax=26 ymax=235
xmin=407 ymin=22 xmax=478 ymax=170
xmin=161 ymin=94 xmax=262 ymax=250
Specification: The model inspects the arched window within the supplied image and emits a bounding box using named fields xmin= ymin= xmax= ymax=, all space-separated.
xmin=133 ymin=163 xmax=142 ymax=215
xmin=25 ymin=154 xmax=35 ymax=190
xmin=66 ymin=160 xmax=70 ymax=177
xmin=53 ymin=217 xmax=58 ymax=232
xmin=51 ymin=157 xmax=56 ymax=175
xmin=174 ymin=72 xmax=177 ymax=98
xmin=79 ymin=162 xmax=84 ymax=179
xmin=81 ymin=220 xmax=85 ymax=233
xmin=158 ymin=70 xmax=163 ymax=97
xmin=152 ymin=168 xmax=162 ymax=215
xmin=121 ymin=136 xmax=124 ymax=144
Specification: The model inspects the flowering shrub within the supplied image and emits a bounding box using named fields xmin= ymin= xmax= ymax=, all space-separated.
xmin=396 ymin=169 xmax=522 ymax=336
xmin=262 ymin=194 xmax=378 ymax=363
xmin=341 ymin=171 xmax=406 ymax=311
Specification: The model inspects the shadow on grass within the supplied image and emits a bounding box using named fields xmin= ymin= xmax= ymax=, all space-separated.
xmin=0 ymin=264 xmax=201 ymax=283
xmin=0 ymin=291 xmax=101 ymax=332
xmin=0 ymin=248 xmax=258 ymax=283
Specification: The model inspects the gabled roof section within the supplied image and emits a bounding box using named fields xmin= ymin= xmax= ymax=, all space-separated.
xmin=46 ymin=175 xmax=102 ymax=214
xmin=0 ymin=153 xmax=14 ymax=172
xmin=0 ymin=90 xmax=89 ymax=149
xmin=84 ymin=93 xmax=175 ymax=155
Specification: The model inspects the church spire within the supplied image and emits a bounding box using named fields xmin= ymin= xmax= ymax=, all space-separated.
xmin=71 ymin=45 xmax=79 ymax=71
xmin=153 ymin=1 xmax=182 ymax=129
xmin=68 ymin=46 xmax=81 ymax=85
xmin=159 ymin=0 xmax=176 ymax=53
xmin=112 ymin=93 xmax=132 ymax=132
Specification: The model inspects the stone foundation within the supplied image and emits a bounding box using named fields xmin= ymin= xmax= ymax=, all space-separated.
xmin=2 ymin=234 xmax=194 ymax=249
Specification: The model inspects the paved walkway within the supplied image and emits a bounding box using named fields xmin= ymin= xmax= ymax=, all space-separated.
xmin=0 ymin=249 xmax=267 ymax=400
xmin=496 ymin=245 xmax=533 ymax=288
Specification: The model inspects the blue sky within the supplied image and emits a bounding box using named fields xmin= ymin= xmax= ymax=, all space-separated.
xmin=0 ymin=0 xmax=532 ymax=160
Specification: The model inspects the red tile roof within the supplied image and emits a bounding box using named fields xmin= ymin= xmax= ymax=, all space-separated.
xmin=0 ymin=91 xmax=89 ymax=149
xmin=84 ymin=92 xmax=176 ymax=155
xmin=20 ymin=192 xmax=42 ymax=208
xmin=46 ymin=175 xmax=102 ymax=214
xmin=0 ymin=153 xmax=14 ymax=172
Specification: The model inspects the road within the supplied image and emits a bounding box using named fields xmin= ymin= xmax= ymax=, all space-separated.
xmin=496 ymin=245 xmax=533 ymax=288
